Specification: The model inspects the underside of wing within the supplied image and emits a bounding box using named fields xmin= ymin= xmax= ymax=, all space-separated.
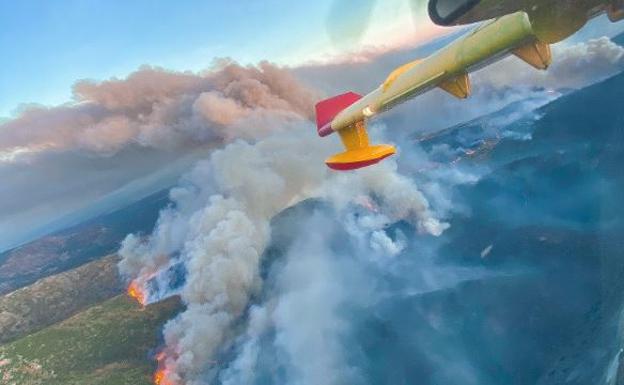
xmin=428 ymin=0 xmax=523 ymax=26
xmin=326 ymin=121 xmax=395 ymax=171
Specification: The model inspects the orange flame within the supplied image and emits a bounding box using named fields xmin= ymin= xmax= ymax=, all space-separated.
xmin=153 ymin=368 xmax=169 ymax=385
xmin=127 ymin=280 xmax=147 ymax=306
xmin=153 ymin=351 xmax=176 ymax=385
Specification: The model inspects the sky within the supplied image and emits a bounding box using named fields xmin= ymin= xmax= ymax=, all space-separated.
xmin=0 ymin=0 xmax=622 ymax=252
xmin=0 ymin=0 xmax=448 ymax=251
xmin=0 ymin=0 xmax=441 ymax=118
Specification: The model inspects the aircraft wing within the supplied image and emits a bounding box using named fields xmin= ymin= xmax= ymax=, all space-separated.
xmin=315 ymin=11 xmax=551 ymax=171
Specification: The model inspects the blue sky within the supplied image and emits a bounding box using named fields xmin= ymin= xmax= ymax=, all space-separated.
xmin=0 ymin=1 xmax=323 ymax=116
xmin=0 ymin=0 xmax=434 ymax=118
xmin=2 ymin=1 xmax=622 ymax=119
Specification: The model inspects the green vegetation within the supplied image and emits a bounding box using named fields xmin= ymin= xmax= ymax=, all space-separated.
xmin=0 ymin=295 xmax=182 ymax=385
xmin=0 ymin=255 xmax=122 ymax=344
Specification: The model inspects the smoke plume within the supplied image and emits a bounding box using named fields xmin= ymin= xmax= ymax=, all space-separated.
xmin=118 ymin=120 xmax=449 ymax=383
xmin=1 ymin=61 xmax=318 ymax=157
xmin=0 ymin=61 xmax=320 ymax=250
xmin=115 ymin=35 xmax=624 ymax=384
xmin=478 ymin=36 xmax=624 ymax=90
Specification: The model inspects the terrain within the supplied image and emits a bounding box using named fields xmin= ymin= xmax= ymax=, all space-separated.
xmin=0 ymin=189 xmax=169 ymax=295
xmin=0 ymin=295 xmax=181 ymax=385
xmin=215 ymin=70 xmax=624 ymax=384
xmin=0 ymin=31 xmax=622 ymax=385
xmin=0 ymin=190 xmax=178 ymax=384
xmin=0 ymin=255 xmax=122 ymax=344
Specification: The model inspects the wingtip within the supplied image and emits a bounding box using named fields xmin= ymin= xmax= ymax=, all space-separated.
xmin=325 ymin=145 xmax=396 ymax=171
xmin=318 ymin=123 xmax=333 ymax=137
xmin=326 ymin=153 xmax=394 ymax=171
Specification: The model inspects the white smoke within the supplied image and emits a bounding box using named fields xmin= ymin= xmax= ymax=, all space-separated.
xmin=270 ymin=228 xmax=360 ymax=385
xmin=217 ymin=196 xmax=502 ymax=385
xmin=218 ymin=222 xmax=361 ymax=385
xmin=118 ymin=120 xmax=448 ymax=383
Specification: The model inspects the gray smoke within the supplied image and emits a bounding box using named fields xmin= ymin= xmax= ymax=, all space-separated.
xmin=0 ymin=61 xmax=319 ymax=250
xmin=1 ymin=61 xmax=318 ymax=156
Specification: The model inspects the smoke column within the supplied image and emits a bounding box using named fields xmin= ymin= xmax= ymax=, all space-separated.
xmin=118 ymin=116 xmax=449 ymax=384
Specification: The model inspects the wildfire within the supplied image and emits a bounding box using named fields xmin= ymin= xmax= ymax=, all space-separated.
xmin=153 ymin=351 xmax=176 ymax=385
xmin=153 ymin=368 xmax=170 ymax=385
xmin=127 ymin=280 xmax=147 ymax=306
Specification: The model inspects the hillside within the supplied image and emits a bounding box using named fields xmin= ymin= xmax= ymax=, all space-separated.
xmin=0 ymin=255 xmax=122 ymax=344
xmin=0 ymin=295 xmax=182 ymax=385
xmin=0 ymin=189 xmax=169 ymax=295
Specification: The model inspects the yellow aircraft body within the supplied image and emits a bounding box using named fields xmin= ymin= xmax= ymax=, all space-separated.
xmin=315 ymin=0 xmax=624 ymax=170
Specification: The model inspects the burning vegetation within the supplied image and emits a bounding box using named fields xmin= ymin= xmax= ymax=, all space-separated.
xmin=153 ymin=351 xmax=176 ymax=385
xmin=126 ymin=277 xmax=181 ymax=384
xmin=127 ymin=280 xmax=147 ymax=306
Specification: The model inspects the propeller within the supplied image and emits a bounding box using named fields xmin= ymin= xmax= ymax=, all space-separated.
xmin=325 ymin=0 xmax=430 ymax=48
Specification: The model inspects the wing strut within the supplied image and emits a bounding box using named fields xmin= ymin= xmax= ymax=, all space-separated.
xmin=513 ymin=40 xmax=552 ymax=70
xmin=439 ymin=72 xmax=471 ymax=99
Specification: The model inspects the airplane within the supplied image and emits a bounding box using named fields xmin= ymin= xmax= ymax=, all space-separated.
xmin=315 ymin=0 xmax=624 ymax=170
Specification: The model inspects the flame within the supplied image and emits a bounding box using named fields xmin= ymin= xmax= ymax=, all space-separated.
xmin=127 ymin=280 xmax=147 ymax=306
xmin=153 ymin=351 xmax=176 ymax=385
xmin=153 ymin=368 xmax=171 ymax=385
